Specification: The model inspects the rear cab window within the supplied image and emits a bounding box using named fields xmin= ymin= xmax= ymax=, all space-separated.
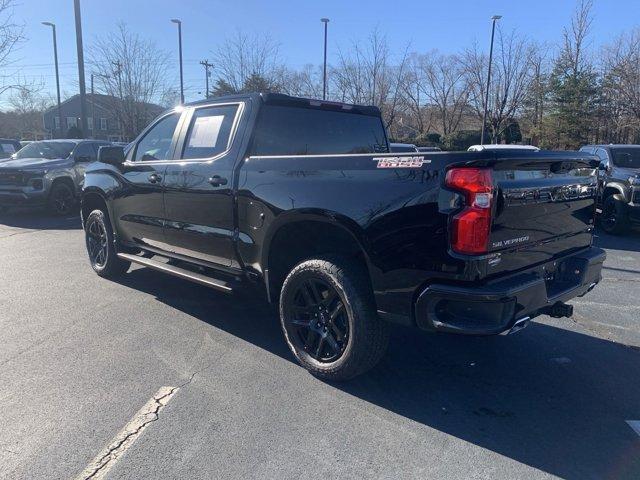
xmin=250 ymin=105 xmax=388 ymax=156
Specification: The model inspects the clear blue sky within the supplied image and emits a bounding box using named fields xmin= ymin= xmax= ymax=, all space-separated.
xmin=4 ymin=0 xmax=639 ymax=106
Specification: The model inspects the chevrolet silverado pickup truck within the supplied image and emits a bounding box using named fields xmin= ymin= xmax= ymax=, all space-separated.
xmin=81 ymin=93 xmax=605 ymax=380
xmin=580 ymin=144 xmax=640 ymax=234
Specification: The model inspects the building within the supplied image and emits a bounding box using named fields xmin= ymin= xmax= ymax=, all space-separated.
xmin=42 ymin=93 xmax=164 ymax=141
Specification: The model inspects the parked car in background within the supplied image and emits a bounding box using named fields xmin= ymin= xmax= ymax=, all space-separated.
xmin=81 ymin=93 xmax=604 ymax=380
xmin=0 ymin=139 xmax=111 ymax=216
xmin=580 ymin=144 xmax=640 ymax=234
xmin=0 ymin=139 xmax=22 ymax=160
xmin=468 ymin=144 xmax=540 ymax=152
xmin=417 ymin=146 xmax=441 ymax=152
xmin=389 ymin=142 xmax=418 ymax=152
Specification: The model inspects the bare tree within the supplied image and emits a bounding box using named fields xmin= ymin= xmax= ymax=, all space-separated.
xmin=89 ymin=23 xmax=170 ymax=140
xmin=332 ymin=29 xmax=409 ymax=133
xmin=278 ymin=64 xmax=323 ymax=99
xmin=400 ymin=54 xmax=432 ymax=135
xmin=211 ymin=31 xmax=282 ymax=93
xmin=7 ymin=86 xmax=50 ymax=138
xmin=561 ymin=0 xmax=594 ymax=77
xmin=463 ymin=29 xmax=534 ymax=143
xmin=418 ymin=52 xmax=469 ymax=136
xmin=601 ymin=28 xmax=640 ymax=141
xmin=0 ymin=0 xmax=24 ymax=98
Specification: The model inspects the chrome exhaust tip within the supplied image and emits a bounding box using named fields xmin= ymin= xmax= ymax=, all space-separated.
xmin=501 ymin=316 xmax=531 ymax=335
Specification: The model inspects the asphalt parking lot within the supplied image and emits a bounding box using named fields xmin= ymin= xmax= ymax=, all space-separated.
xmin=1 ymin=209 xmax=639 ymax=480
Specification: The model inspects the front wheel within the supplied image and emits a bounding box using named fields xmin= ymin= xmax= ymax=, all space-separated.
xmin=279 ymin=256 xmax=389 ymax=381
xmin=84 ymin=209 xmax=130 ymax=278
xmin=48 ymin=182 xmax=76 ymax=216
xmin=601 ymin=194 xmax=629 ymax=235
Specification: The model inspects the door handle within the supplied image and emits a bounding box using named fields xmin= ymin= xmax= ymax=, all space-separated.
xmin=208 ymin=175 xmax=228 ymax=187
xmin=148 ymin=173 xmax=162 ymax=184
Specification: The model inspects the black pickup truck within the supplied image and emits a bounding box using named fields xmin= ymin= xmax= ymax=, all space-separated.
xmin=82 ymin=93 xmax=605 ymax=380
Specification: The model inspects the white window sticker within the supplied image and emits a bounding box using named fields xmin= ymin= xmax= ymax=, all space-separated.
xmin=188 ymin=115 xmax=224 ymax=148
xmin=1 ymin=143 xmax=16 ymax=153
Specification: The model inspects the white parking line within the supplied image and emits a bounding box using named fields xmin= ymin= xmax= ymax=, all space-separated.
xmin=626 ymin=420 xmax=640 ymax=437
xmin=75 ymin=386 xmax=179 ymax=480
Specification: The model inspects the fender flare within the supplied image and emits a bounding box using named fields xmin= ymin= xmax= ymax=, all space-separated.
xmin=260 ymin=209 xmax=376 ymax=300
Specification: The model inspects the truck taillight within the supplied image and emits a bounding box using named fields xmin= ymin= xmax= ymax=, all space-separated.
xmin=445 ymin=167 xmax=493 ymax=255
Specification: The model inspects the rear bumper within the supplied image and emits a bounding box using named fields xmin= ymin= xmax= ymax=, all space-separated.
xmin=414 ymin=246 xmax=606 ymax=335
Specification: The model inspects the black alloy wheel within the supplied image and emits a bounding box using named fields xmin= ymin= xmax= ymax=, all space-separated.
xmin=284 ymin=277 xmax=350 ymax=363
xmin=84 ymin=209 xmax=130 ymax=277
xmin=279 ymin=256 xmax=389 ymax=381
xmin=48 ymin=182 xmax=75 ymax=216
xmin=86 ymin=214 xmax=108 ymax=269
xmin=601 ymin=194 xmax=628 ymax=235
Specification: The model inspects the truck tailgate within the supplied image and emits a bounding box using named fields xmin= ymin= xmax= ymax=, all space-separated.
xmin=490 ymin=155 xmax=598 ymax=257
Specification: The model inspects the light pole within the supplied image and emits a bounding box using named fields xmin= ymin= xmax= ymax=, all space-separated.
xmin=321 ymin=18 xmax=329 ymax=100
xmin=42 ymin=22 xmax=62 ymax=139
xmin=73 ymin=0 xmax=88 ymax=137
xmin=480 ymin=15 xmax=501 ymax=145
xmin=171 ymin=19 xmax=184 ymax=104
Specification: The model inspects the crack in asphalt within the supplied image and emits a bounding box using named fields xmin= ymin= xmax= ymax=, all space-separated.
xmin=78 ymin=372 xmax=199 ymax=480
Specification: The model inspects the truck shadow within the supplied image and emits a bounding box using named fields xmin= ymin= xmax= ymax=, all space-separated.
xmin=116 ymin=267 xmax=640 ymax=480
xmin=0 ymin=208 xmax=81 ymax=230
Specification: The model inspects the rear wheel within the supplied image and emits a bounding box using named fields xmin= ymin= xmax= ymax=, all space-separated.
xmin=48 ymin=181 xmax=75 ymax=216
xmin=84 ymin=209 xmax=130 ymax=278
xmin=601 ymin=194 xmax=629 ymax=235
xmin=279 ymin=256 xmax=389 ymax=381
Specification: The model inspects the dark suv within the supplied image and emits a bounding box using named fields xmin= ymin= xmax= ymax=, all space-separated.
xmin=0 ymin=139 xmax=110 ymax=216
xmin=580 ymin=144 xmax=640 ymax=234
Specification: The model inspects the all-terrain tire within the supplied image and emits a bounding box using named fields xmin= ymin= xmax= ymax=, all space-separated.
xmin=84 ymin=209 xmax=130 ymax=278
xmin=48 ymin=181 xmax=76 ymax=216
xmin=601 ymin=194 xmax=629 ymax=235
xmin=279 ymin=256 xmax=389 ymax=381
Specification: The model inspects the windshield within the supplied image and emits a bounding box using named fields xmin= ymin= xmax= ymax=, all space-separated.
xmin=14 ymin=141 xmax=75 ymax=160
xmin=611 ymin=148 xmax=640 ymax=169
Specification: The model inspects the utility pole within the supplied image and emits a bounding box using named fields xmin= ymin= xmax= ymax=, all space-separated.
xmin=321 ymin=18 xmax=330 ymax=100
xmin=41 ymin=22 xmax=62 ymax=138
xmin=200 ymin=60 xmax=213 ymax=98
xmin=480 ymin=15 xmax=501 ymax=145
xmin=73 ymin=0 xmax=88 ymax=137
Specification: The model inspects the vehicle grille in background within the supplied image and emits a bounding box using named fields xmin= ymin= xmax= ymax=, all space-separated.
xmin=0 ymin=171 xmax=23 ymax=186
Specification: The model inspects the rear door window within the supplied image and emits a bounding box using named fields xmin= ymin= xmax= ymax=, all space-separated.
xmin=181 ymin=104 xmax=239 ymax=160
xmin=250 ymin=105 xmax=388 ymax=156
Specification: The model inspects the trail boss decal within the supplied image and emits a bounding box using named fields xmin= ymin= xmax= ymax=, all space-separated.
xmin=374 ymin=156 xmax=431 ymax=169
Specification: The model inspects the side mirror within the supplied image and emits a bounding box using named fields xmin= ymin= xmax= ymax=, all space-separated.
xmin=598 ymin=161 xmax=606 ymax=171
xmin=98 ymin=146 xmax=125 ymax=166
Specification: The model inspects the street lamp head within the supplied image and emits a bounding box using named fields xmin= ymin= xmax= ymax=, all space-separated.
xmin=42 ymin=21 xmax=54 ymax=27
xmin=491 ymin=15 xmax=502 ymax=20
xmin=320 ymin=18 xmax=329 ymax=23
xmin=171 ymin=18 xmax=181 ymax=24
